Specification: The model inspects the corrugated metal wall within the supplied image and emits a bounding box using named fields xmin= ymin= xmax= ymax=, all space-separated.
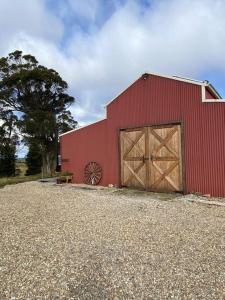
xmin=61 ymin=74 xmax=225 ymax=197
xmin=60 ymin=119 xmax=108 ymax=185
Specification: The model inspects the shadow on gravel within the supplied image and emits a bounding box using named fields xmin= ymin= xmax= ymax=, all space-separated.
xmin=53 ymin=183 xmax=181 ymax=201
xmin=112 ymin=188 xmax=181 ymax=201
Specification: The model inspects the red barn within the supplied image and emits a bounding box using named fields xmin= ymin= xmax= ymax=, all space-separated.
xmin=60 ymin=73 xmax=225 ymax=197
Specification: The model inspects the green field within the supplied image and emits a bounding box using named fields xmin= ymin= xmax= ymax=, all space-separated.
xmin=0 ymin=160 xmax=41 ymax=188
xmin=0 ymin=160 xmax=59 ymax=188
xmin=0 ymin=174 xmax=43 ymax=188
xmin=15 ymin=160 xmax=27 ymax=176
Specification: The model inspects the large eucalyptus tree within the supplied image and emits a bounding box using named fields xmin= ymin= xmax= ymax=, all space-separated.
xmin=0 ymin=51 xmax=77 ymax=175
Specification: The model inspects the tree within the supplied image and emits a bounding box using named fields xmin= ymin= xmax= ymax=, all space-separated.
xmin=0 ymin=51 xmax=77 ymax=175
xmin=25 ymin=141 xmax=42 ymax=175
xmin=0 ymin=143 xmax=16 ymax=177
xmin=0 ymin=109 xmax=18 ymax=176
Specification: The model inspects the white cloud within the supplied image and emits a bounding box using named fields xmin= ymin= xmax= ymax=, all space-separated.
xmin=66 ymin=0 xmax=100 ymax=22
xmin=0 ymin=0 xmax=63 ymax=55
xmin=0 ymin=0 xmax=225 ymax=126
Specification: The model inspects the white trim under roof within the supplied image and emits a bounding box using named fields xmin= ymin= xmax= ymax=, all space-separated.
xmin=59 ymin=118 xmax=106 ymax=137
xmin=201 ymin=85 xmax=225 ymax=102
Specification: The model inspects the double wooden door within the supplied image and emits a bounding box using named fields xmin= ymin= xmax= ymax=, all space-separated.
xmin=120 ymin=124 xmax=183 ymax=192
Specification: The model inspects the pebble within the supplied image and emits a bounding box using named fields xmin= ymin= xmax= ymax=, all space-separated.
xmin=0 ymin=182 xmax=225 ymax=299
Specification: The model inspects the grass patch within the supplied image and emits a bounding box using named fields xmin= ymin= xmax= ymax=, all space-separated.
xmin=0 ymin=160 xmax=42 ymax=188
xmin=0 ymin=159 xmax=59 ymax=189
xmin=0 ymin=174 xmax=43 ymax=188
xmin=0 ymin=173 xmax=59 ymax=189
xmin=113 ymin=188 xmax=180 ymax=200
xmin=15 ymin=161 xmax=27 ymax=176
xmin=113 ymin=188 xmax=149 ymax=197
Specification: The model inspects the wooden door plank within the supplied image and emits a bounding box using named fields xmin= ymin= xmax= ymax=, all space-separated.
xmin=151 ymin=161 xmax=179 ymax=191
xmin=178 ymin=125 xmax=183 ymax=191
xmin=145 ymin=127 xmax=150 ymax=190
xmin=123 ymin=130 xmax=145 ymax=159
xmin=120 ymin=124 xmax=183 ymax=193
xmin=150 ymin=127 xmax=178 ymax=158
xmin=148 ymin=124 xmax=182 ymax=192
xmin=152 ymin=157 xmax=178 ymax=161
xmin=120 ymin=128 xmax=146 ymax=189
xmin=120 ymin=131 xmax=125 ymax=185
xmin=123 ymin=157 xmax=144 ymax=161
xmin=124 ymin=161 xmax=145 ymax=187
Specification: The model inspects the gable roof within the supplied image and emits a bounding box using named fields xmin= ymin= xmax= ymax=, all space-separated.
xmin=59 ymin=118 xmax=106 ymax=137
xmin=105 ymin=72 xmax=222 ymax=107
xmin=60 ymin=72 xmax=224 ymax=137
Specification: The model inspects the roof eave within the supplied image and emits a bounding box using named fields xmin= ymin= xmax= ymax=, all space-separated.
xmin=59 ymin=118 xmax=107 ymax=137
xmin=207 ymin=83 xmax=222 ymax=99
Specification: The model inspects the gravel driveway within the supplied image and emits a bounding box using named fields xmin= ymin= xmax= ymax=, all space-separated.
xmin=0 ymin=182 xmax=225 ymax=299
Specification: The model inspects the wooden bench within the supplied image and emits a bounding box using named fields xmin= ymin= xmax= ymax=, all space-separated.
xmin=57 ymin=175 xmax=73 ymax=184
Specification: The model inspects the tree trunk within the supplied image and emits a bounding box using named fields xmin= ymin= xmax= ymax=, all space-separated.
xmin=42 ymin=147 xmax=57 ymax=177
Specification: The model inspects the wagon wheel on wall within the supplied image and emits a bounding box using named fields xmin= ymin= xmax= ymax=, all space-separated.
xmin=84 ymin=162 xmax=102 ymax=185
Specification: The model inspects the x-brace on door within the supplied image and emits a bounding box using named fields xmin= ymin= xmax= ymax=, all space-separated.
xmin=120 ymin=124 xmax=183 ymax=192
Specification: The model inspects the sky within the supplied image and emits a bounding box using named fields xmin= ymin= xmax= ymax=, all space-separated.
xmin=0 ymin=0 xmax=225 ymax=156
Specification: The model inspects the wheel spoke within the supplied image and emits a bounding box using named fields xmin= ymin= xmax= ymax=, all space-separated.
xmin=84 ymin=162 xmax=102 ymax=185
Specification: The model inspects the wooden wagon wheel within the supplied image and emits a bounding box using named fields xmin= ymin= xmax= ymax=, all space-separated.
xmin=84 ymin=162 xmax=102 ymax=185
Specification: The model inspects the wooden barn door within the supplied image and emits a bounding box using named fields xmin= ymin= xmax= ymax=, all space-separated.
xmin=120 ymin=124 xmax=183 ymax=192
xmin=120 ymin=128 xmax=147 ymax=189
xmin=148 ymin=125 xmax=183 ymax=192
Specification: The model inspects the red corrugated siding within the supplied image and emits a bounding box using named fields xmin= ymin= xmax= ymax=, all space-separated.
xmin=61 ymin=74 xmax=225 ymax=197
xmin=60 ymin=119 xmax=108 ymax=185
xmin=205 ymin=88 xmax=217 ymax=99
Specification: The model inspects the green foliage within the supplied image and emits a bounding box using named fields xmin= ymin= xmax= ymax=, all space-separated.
xmin=0 ymin=109 xmax=18 ymax=177
xmin=0 ymin=50 xmax=77 ymax=176
xmin=15 ymin=160 xmax=27 ymax=176
xmin=15 ymin=168 xmax=22 ymax=176
xmin=26 ymin=142 xmax=42 ymax=175
xmin=61 ymin=171 xmax=73 ymax=176
xmin=0 ymin=143 xmax=16 ymax=177
xmin=0 ymin=174 xmax=42 ymax=189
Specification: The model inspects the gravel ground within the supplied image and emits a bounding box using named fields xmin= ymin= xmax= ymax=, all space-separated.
xmin=1 ymin=182 xmax=225 ymax=299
